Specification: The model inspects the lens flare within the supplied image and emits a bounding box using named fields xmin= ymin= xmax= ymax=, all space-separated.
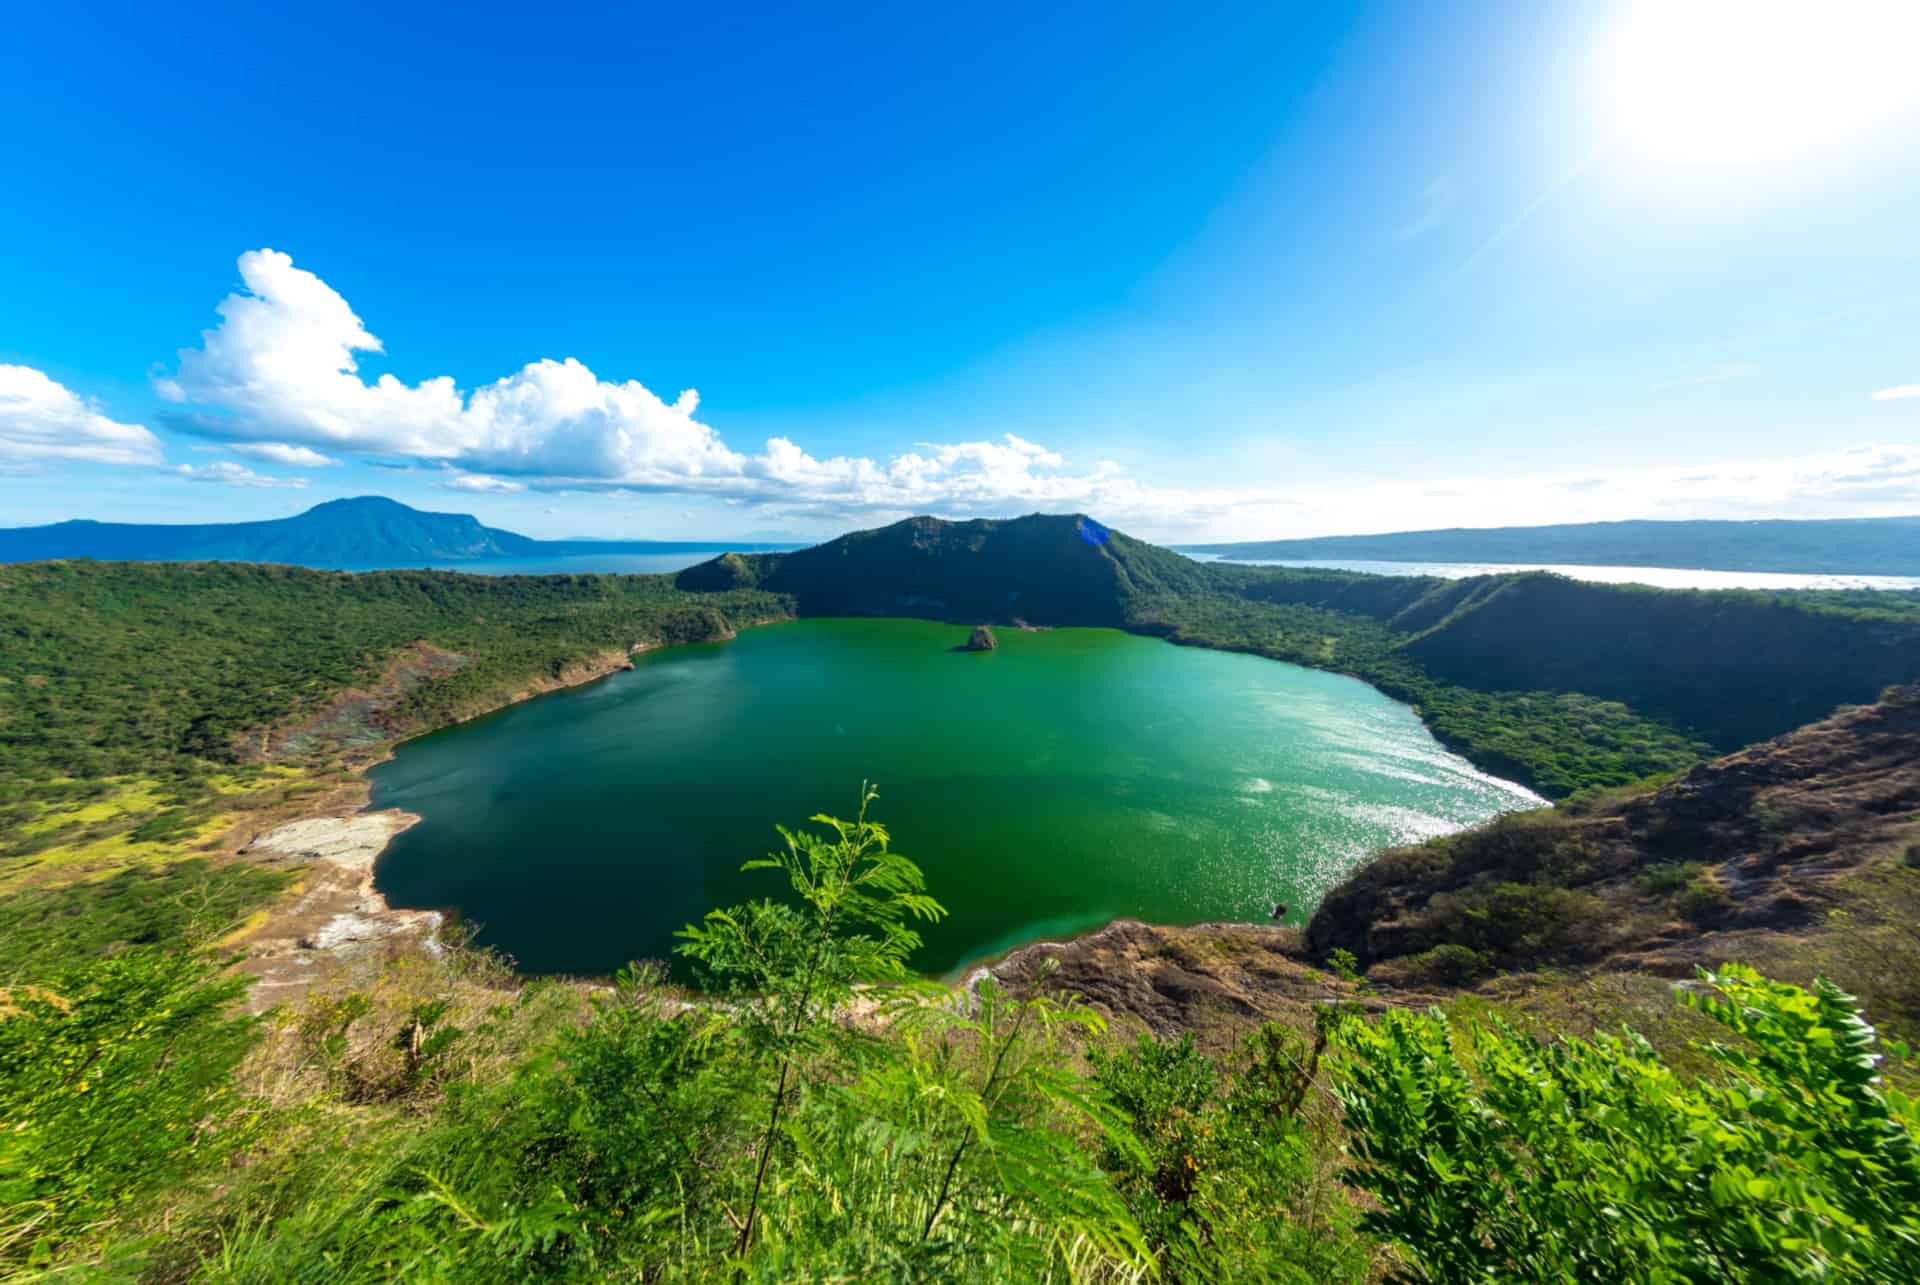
xmin=1593 ymin=0 xmax=1920 ymax=180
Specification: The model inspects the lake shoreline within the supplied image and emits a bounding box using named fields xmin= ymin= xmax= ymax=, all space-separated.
xmin=228 ymin=610 xmax=1543 ymax=991
xmin=350 ymin=617 xmax=1540 ymax=980
xmin=232 ymin=612 xmax=1540 ymax=994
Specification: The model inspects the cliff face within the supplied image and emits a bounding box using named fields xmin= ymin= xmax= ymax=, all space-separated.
xmin=1307 ymin=682 xmax=1920 ymax=982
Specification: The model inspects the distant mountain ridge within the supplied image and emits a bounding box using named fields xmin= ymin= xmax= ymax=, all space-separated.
xmin=0 ymin=496 xmax=792 ymax=568
xmin=1183 ymin=514 xmax=1920 ymax=576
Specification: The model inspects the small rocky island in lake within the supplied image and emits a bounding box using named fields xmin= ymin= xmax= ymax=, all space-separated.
xmin=963 ymin=624 xmax=998 ymax=652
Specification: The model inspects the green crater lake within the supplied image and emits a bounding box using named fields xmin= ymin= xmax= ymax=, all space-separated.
xmin=369 ymin=618 xmax=1541 ymax=976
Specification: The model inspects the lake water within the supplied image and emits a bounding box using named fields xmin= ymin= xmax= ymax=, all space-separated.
xmin=1186 ymin=554 xmax=1920 ymax=592
xmin=368 ymin=618 xmax=1539 ymax=977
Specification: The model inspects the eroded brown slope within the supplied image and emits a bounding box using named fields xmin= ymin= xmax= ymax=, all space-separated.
xmin=1308 ymin=682 xmax=1920 ymax=1004
xmin=995 ymin=684 xmax=1920 ymax=1040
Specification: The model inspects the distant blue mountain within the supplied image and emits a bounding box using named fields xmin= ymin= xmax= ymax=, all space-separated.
xmin=0 ymin=496 xmax=793 ymax=568
xmin=1182 ymin=515 xmax=1920 ymax=577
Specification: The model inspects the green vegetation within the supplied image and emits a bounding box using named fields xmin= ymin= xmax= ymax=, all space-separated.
xmin=5 ymin=798 xmax=1917 ymax=1279
xmin=0 ymin=560 xmax=789 ymax=884
xmin=0 ymin=559 xmax=787 ymax=791
xmin=0 ymin=858 xmax=289 ymax=983
xmin=5 ymin=514 xmax=1914 ymax=836
xmin=1340 ymin=965 xmax=1920 ymax=1281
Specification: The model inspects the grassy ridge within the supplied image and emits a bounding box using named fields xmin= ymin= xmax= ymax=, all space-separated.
xmin=5 ymin=797 xmax=1916 ymax=1279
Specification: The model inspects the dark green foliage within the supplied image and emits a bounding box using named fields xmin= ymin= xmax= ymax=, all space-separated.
xmin=0 ymin=558 xmax=790 ymax=787
xmin=1398 ymin=943 xmax=1492 ymax=985
xmin=1413 ymin=881 xmax=1618 ymax=966
xmin=1635 ymin=860 xmax=1706 ymax=895
xmin=1089 ymin=1032 xmax=1218 ymax=1245
xmin=0 ymin=947 xmax=258 ymax=1269
xmin=1309 ymin=808 xmax=1600 ymax=968
xmin=1394 ymin=573 xmax=1920 ymax=750
xmin=0 ymin=858 xmax=289 ymax=982
xmin=1090 ymin=1022 xmax=1369 ymax=1282
xmin=1333 ymin=965 xmax=1920 ymax=1282
xmin=4 ymin=793 xmax=1915 ymax=1279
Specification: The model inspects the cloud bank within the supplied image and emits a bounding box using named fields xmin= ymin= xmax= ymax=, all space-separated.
xmin=0 ymin=364 xmax=162 ymax=469
xmin=0 ymin=246 xmax=1900 ymax=534
xmin=157 ymin=249 xmax=1180 ymax=520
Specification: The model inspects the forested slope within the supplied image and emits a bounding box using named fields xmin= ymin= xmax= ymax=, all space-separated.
xmin=6 ymin=511 xmax=1917 ymax=822
xmin=0 ymin=560 xmax=788 ymax=797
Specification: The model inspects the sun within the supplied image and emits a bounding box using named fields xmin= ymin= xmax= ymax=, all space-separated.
xmin=1593 ymin=0 xmax=1920 ymax=179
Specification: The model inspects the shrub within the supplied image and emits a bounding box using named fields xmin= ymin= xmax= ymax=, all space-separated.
xmin=0 ymin=948 xmax=257 ymax=1269
xmin=1636 ymin=860 xmax=1707 ymax=895
xmin=1333 ymin=964 xmax=1920 ymax=1282
xmin=1413 ymin=880 xmax=1617 ymax=965
xmin=1092 ymin=1021 xmax=1368 ymax=1282
xmin=1400 ymin=943 xmax=1492 ymax=985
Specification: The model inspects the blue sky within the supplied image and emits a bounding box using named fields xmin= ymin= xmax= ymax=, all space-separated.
xmin=3 ymin=0 xmax=1918 ymax=541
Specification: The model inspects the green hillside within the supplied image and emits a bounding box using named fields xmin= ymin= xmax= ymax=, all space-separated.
xmin=6 ymin=516 xmax=1920 ymax=1278
xmin=7 ymin=512 xmax=1918 ymax=822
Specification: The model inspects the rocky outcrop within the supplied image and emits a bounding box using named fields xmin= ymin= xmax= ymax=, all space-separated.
xmin=1308 ymin=682 xmax=1920 ymax=979
xmin=987 ymin=919 xmax=1382 ymax=1039
xmin=232 ymin=811 xmax=439 ymax=1011
xmin=963 ymin=625 xmax=997 ymax=652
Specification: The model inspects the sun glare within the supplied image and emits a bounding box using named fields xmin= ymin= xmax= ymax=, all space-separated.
xmin=1595 ymin=0 xmax=1920 ymax=180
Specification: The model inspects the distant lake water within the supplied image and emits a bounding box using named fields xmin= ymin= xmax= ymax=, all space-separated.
xmin=1187 ymin=554 xmax=1920 ymax=592
xmin=340 ymin=549 xmax=794 ymax=576
xmin=368 ymin=618 xmax=1540 ymax=977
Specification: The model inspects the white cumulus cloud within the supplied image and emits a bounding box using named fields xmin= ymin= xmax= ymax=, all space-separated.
xmin=0 ymin=363 xmax=163 ymax=468
xmin=147 ymin=250 xmax=1920 ymax=539
xmin=159 ymin=249 xmax=743 ymax=485
xmin=154 ymin=249 xmax=1198 ymax=522
xmin=175 ymin=460 xmax=308 ymax=489
xmin=1870 ymin=384 xmax=1920 ymax=401
xmin=441 ymin=473 xmax=526 ymax=493
xmin=229 ymin=441 xmax=337 ymax=467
